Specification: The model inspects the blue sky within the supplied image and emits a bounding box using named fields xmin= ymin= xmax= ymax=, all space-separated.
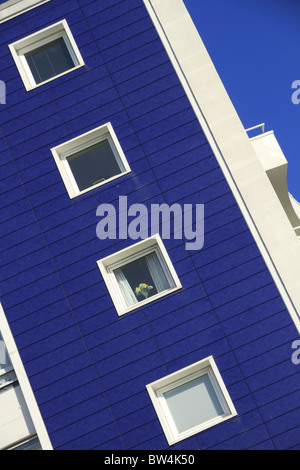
xmin=184 ymin=0 xmax=300 ymax=201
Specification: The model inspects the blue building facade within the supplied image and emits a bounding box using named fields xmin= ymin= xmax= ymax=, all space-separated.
xmin=0 ymin=0 xmax=300 ymax=451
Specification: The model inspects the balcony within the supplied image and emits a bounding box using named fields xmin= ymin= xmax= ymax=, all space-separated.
xmin=247 ymin=124 xmax=300 ymax=240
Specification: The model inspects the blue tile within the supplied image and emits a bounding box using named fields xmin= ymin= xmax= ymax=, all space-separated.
xmin=234 ymin=324 xmax=297 ymax=365
xmin=56 ymin=74 xmax=112 ymax=110
xmin=56 ymin=422 xmax=121 ymax=450
xmin=100 ymin=351 xmax=165 ymax=392
xmin=40 ymin=377 xmax=103 ymax=419
xmin=160 ymin=324 xmax=225 ymax=363
xmin=250 ymin=440 xmax=276 ymax=450
xmin=2 ymin=101 xmax=58 ymax=136
xmin=273 ymin=425 xmax=300 ymax=450
xmin=107 ymin=38 xmax=163 ymax=75
xmin=209 ymin=425 xmax=270 ymax=450
xmin=21 ymin=327 xmax=84 ymax=367
xmin=228 ymin=310 xmax=292 ymax=350
xmin=0 ymin=221 xmax=41 ymax=252
xmin=260 ymin=389 xmax=300 ymax=422
xmin=1 ymin=266 xmax=60 ymax=299
xmin=128 ymin=85 xmax=186 ymax=122
xmin=266 ymin=407 xmax=300 ymax=437
xmin=21 ymin=0 xmax=80 ymax=33
xmin=97 ymin=16 xmax=154 ymax=51
xmin=155 ymin=310 xmax=219 ymax=350
xmin=81 ymin=0 xmax=124 ymax=17
xmin=222 ymin=296 xmax=286 ymax=335
xmin=9 ymin=298 xmax=72 ymax=336
xmin=120 ymin=70 xmax=180 ymax=106
xmin=16 ymin=311 xmax=76 ymax=349
xmin=50 ymin=407 xmax=115 ymax=449
xmin=5 ymin=284 xmax=67 ymax=319
xmin=112 ymin=50 xmax=169 ymax=87
xmin=203 ymin=256 xmax=267 ymax=295
xmin=61 ymin=86 xmax=119 ymax=122
xmin=102 ymin=27 xmax=158 ymax=63
xmin=45 ymin=390 xmax=109 ymax=433
xmin=196 ymin=410 xmax=263 ymax=450
xmin=90 ymin=3 xmax=147 ymax=39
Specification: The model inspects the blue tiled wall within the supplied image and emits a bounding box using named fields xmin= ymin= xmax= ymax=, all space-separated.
xmin=0 ymin=0 xmax=300 ymax=450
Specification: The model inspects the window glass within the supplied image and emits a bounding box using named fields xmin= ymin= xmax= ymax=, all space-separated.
xmin=12 ymin=437 xmax=42 ymax=451
xmin=67 ymin=139 xmax=123 ymax=192
xmin=25 ymin=37 xmax=75 ymax=84
xmin=0 ymin=332 xmax=17 ymax=387
xmin=114 ymin=251 xmax=171 ymax=308
xmin=0 ymin=332 xmax=11 ymax=371
xmin=163 ymin=374 xmax=224 ymax=434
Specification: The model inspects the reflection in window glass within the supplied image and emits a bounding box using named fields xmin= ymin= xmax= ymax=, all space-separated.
xmin=0 ymin=332 xmax=11 ymax=370
xmin=114 ymin=251 xmax=172 ymax=308
xmin=11 ymin=437 xmax=42 ymax=451
xmin=67 ymin=139 xmax=123 ymax=192
xmin=25 ymin=37 xmax=75 ymax=84
xmin=0 ymin=332 xmax=17 ymax=387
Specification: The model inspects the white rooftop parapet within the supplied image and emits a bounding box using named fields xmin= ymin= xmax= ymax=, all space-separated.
xmin=250 ymin=130 xmax=300 ymax=237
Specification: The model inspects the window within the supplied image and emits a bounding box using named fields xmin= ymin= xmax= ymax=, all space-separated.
xmin=51 ymin=122 xmax=131 ymax=198
xmin=146 ymin=356 xmax=237 ymax=445
xmin=0 ymin=304 xmax=52 ymax=450
xmin=9 ymin=19 xmax=84 ymax=91
xmin=0 ymin=331 xmax=37 ymax=450
xmin=0 ymin=331 xmax=17 ymax=388
xmin=0 ymin=0 xmax=51 ymax=24
xmin=97 ymin=234 xmax=182 ymax=316
xmin=8 ymin=436 xmax=42 ymax=451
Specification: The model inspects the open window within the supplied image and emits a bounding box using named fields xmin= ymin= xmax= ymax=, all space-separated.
xmin=9 ymin=19 xmax=84 ymax=91
xmin=51 ymin=122 xmax=131 ymax=198
xmin=97 ymin=235 xmax=182 ymax=316
xmin=147 ymin=356 xmax=237 ymax=445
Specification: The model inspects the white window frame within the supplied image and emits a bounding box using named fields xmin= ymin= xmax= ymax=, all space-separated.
xmin=0 ymin=0 xmax=51 ymax=24
xmin=146 ymin=356 xmax=237 ymax=446
xmin=97 ymin=234 xmax=182 ymax=316
xmin=51 ymin=122 xmax=131 ymax=199
xmin=9 ymin=19 xmax=84 ymax=91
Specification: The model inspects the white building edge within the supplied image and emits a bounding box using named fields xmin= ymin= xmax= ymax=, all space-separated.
xmin=1 ymin=0 xmax=300 ymax=451
xmin=144 ymin=0 xmax=300 ymax=334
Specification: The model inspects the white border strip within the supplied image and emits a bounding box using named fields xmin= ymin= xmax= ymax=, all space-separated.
xmin=0 ymin=0 xmax=51 ymax=24
xmin=143 ymin=0 xmax=300 ymax=333
xmin=0 ymin=303 xmax=53 ymax=450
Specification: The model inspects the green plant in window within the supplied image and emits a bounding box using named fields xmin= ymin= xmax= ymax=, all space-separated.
xmin=135 ymin=283 xmax=153 ymax=299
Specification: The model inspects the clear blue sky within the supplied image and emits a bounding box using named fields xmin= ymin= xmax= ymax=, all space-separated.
xmin=184 ymin=0 xmax=300 ymax=201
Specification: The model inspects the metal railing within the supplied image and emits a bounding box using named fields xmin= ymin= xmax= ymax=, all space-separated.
xmin=245 ymin=123 xmax=265 ymax=135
